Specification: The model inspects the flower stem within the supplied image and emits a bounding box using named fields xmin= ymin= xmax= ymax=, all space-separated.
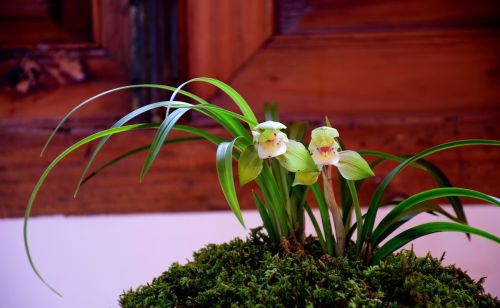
xmin=323 ymin=165 xmax=345 ymax=256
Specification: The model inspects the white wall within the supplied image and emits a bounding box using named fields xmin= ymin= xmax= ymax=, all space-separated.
xmin=1 ymin=206 xmax=499 ymax=308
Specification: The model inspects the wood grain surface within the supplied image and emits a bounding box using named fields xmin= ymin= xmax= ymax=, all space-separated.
xmin=1 ymin=113 xmax=498 ymax=218
xmin=1 ymin=0 xmax=499 ymax=217
xmin=183 ymin=0 xmax=274 ymax=99
xmin=211 ymin=29 xmax=500 ymax=116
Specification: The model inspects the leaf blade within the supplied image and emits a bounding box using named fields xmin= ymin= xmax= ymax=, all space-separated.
xmin=25 ymin=123 xmax=159 ymax=296
xmin=216 ymin=138 xmax=245 ymax=227
xmin=238 ymin=146 xmax=264 ymax=186
xmin=372 ymin=222 xmax=500 ymax=264
xmin=361 ymin=140 xmax=500 ymax=249
xmin=371 ymin=187 xmax=500 ymax=245
xmin=336 ymin=150 xmax=374 ymax=180
xmin=277 ymin=140 xmax=319 ymax=173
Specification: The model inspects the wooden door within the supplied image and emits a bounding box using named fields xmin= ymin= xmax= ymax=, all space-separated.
xmin=184 ymin=0 xmax=500 ymax=202
xmin=1 ymin=0 xmax=498 ymax=218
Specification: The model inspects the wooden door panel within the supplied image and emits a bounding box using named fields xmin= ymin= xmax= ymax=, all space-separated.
xmin=1 ymin=0 xmax=499 ymax=218
xmin=2 ymin=121 xmax=499 ymax=218
xmin=280 ymin=0 xmax=500 ymax=34
xmin=213 ymin=29 xmax=500 ymax=116
xmin=0 ymin=0 xmax=94 ymax=48
xmin=182 ymin=0 xmax=274 ymax=99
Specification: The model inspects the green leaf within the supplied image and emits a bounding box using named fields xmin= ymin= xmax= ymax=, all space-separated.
xmin=141 ymin=108 xmax=190 ymax=180
xmin=287 ymin=121 xmax=308 ymax=143
xmin=277 ymin=140 xmax=319 ymax=173
xmin=346 ymin=180 xmax=363 ymax=253
xmin=257 ymin=164 xmax=289 ymax=236
xmin=336 ymin=150 xmax=374 ymax=180
xmin=216 ymin=138 xmax=245 ymax=227
xmin=74 ymin=100 xmax=254 ymax=196
xmin=82 ymin=136 xmax=202 ymax=185
xmin=252 ymin=191 xmax=278 ymax=242
xmin=81 ymin=125 xmax=227 ymax=186
xmin=372 ymin=222 xmax=500 ymax=264
xmin=270 ymin=158 xmax=290 ymax=203
xmin=25 ymin=123 xmax=159 ymax=297
xmin=371 ymin=202 xmax=461 ymax=247
xmin=312 ymin=183 xmax=335 ymax=255
xmin=238 ymin=146 xmax=263 ymax=186
xmin=413 ymin=159 xmax=467 ymax=224
xmin=371 ymin=187 xmax=500 ymax=245
xmin=264 ymin=102 xmax=279 ymax=121
xmin=40 ymin=84 xmax=211 ymax=157
xmin=304 ymin=202 xmax=326 ymax=251
xmin=293 ymin=171 xmax=320 ymax=186
xmin=74 ymin=101 xmax=185 ymax=196
xmin=359 ymin=150 xmax=467 ymax=225
xmin=172 ymin=77 xmax=258 ymax=124
xmin=361 ymin=139 xmax=500 ymax=248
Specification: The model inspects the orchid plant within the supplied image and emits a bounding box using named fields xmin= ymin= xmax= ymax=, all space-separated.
xmin=25 ymin=78 xmax=500 ymax=296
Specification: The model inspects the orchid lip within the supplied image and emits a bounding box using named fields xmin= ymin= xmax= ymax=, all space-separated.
xmin=318 ymin=146 xmax=332 ymax=154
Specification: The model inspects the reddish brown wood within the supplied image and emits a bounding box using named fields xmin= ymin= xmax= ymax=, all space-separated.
xmin=0 ymin=0 xmax=94 ymax=48
xmin=184 ymin=0 xmax=274 ymax=98
xmin=98 ymin=0 xmax=131 ymax=75
xmin=1 ymin=113 xmax=498 ymax=218
xmin=1 ymin=0 xmax=499 ymax=218
xmin=0 ymin=58 xmax=130 ymax=120
xmin=279 ymin=0 xmax=500 ymax=34
xmin=211 ymin=29 xmax=500 ymax=117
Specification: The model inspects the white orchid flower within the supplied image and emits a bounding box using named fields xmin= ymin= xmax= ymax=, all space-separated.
xmin=309 ymin=126 xmax=374 ymax=180
xmin=308 ymin=127 xmax=340 ymax=168
xmin=252 ymin=121 xmax=289 ymax=159
xmin=240 ymin=121 xmax=319 ymax=186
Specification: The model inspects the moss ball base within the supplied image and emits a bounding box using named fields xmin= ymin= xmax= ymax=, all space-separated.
xmin=120 ymin=229 xmax=498 ymax=307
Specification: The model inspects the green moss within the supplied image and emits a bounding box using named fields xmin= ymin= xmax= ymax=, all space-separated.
xmin=120 ymin=229 xmax=498 ymax=307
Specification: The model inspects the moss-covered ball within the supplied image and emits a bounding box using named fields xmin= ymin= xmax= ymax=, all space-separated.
xmin=120 ymin=229 xmax=498 ymax=307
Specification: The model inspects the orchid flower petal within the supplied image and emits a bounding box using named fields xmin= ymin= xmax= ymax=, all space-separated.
xmin=251 ymin=121 xmax=288 ymax=159
xmin=253 ymin=121 xmax=287 ymax=131
xmin=309 ymin=126 xmax=340 ymax=168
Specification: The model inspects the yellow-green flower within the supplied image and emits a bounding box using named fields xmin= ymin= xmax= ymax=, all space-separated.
xmin=308 ymin=127 xmax=340 ymax=168
xmin=309 ymin=126 xmax=374 ymax=180
xmin=239 ymin=120 xmax=319 ymax=186
xmin=252 ymin=121 xmax=289 ymax=159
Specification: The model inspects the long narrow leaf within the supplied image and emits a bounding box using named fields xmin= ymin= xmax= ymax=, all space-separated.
xmin=371 ymin=203 xmax=460 ymax=248
xmin=312 ymin=183 xmax=335 ymax=255
xmin=360 ymin=150 xmax=467 ymax=224
xmin=346 ymin=180 xmax=363 ymax=253
xmin=81 ymin=136 xmax=202 ymax=185
xmin=168 ymin=77 xmax=257 ymax=124
xmin=216 ymin=138 xmax=245 ymax=227
xmin=74 ymin=101 xmax=253 ymax=196
xmin=25 ymin=123 xmax=158 ymax=297
xmin=372 ymin=222 xmax=500 ymax=264
xmin=74 ymin=101 xmax=184 ymax=196
xmin=264 ymin=102 xmax=279 ymax=121
xmin=304 ymin=202 xmax=326 ymax=251
xmin=81 ymin=123 xmax=228 ymax=186
xmin=371 ymin=187 xmax=500 ymax=245
xmin=41 ymin=84 xmax=211 ymax=156
xmin=258 ymin=164 xmax=290 ymax=236
xmin=414 ymin=159 xmax=467 ymax=224
xmin=141 ymin=108 xmax=190 ymax=180
xmin=252 ymin=191 xmax=278 ymax=242
xmin=361 ymin=140 xmax=500 ymax=247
